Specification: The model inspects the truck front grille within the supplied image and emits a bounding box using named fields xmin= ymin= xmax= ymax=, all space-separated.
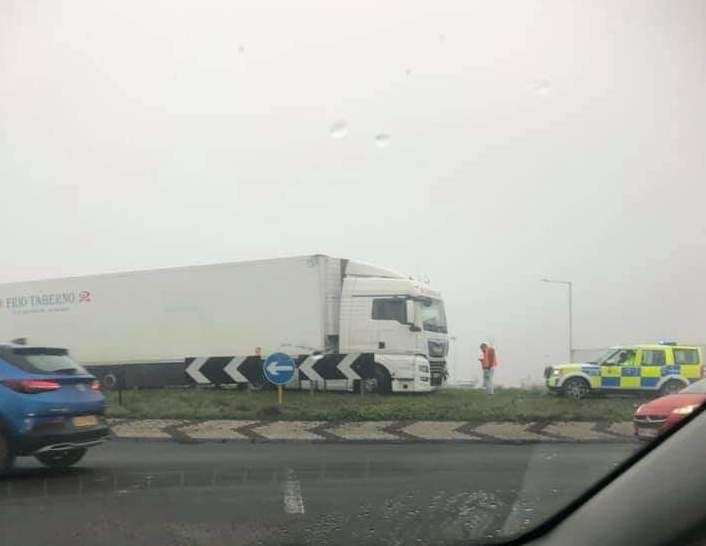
xmin=430 ymin=360 xmax=447 ymax=386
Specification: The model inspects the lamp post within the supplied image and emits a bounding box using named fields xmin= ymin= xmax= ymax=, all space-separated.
xmin=541 ymin=278 xmax=574 ymax=362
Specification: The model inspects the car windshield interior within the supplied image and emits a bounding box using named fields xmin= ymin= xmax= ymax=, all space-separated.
xmin=1 ymin=1 xmax=704 ymax=545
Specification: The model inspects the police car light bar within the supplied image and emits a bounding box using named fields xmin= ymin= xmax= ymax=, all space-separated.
xmin=658 ymin=341 xmax=677 ymax=346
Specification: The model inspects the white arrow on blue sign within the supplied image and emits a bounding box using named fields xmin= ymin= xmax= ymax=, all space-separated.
xmin=262 ymin=352 xmax=296 ymax=386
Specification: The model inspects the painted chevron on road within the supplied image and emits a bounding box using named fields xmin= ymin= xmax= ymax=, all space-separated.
xmin=108 ymin=419 xmax=638 ymax=443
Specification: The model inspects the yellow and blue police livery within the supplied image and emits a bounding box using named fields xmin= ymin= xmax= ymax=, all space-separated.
xmin=545 ymin=343 xmax=703 ymax=399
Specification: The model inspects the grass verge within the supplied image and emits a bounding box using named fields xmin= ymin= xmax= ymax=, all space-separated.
xmin=105 ymin=387 xmax=640 ymax=422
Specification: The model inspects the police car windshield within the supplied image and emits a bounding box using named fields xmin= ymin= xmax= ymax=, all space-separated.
xmin=594 ymin=349 xmax=620 ymax=365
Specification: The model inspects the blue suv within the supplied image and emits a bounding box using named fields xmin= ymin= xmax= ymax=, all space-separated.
xmin=0 ymin=343 xmax=109 ymax=472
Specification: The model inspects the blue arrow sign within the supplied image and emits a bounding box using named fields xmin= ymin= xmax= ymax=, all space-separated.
xmin=263 ymin=352 xmax=296 ymax=386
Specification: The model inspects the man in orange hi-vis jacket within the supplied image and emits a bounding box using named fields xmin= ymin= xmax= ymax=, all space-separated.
xmin=479 ymin=343 xmax=498 ymax=395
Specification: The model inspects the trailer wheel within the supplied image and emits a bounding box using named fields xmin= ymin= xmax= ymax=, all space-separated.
xmin=101 ymin=373 xmax=118 ymax=391
xmin=372 ymin=365 xmax=392 ymax=394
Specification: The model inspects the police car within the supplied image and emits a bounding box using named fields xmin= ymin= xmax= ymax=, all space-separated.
xmin=545 ymin=342 xmax=703 ymax=399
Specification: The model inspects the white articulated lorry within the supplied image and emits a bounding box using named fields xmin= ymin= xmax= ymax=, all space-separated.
xmin=0 ymin=255 xmax=449 ymax=393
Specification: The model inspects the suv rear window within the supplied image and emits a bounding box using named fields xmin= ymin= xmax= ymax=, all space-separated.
xmin=674 ymin=349 xmax=700 ymax=365
xmin=0 ymin=347 xmax=87 ymax=375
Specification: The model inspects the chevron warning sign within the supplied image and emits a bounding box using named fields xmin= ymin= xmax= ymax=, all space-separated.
xmin=185 ymin=353 xmax=375 ymax=390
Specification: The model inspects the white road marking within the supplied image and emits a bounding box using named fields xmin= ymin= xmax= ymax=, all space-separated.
xmin=283 ymin=468 xmax=305 ymax=514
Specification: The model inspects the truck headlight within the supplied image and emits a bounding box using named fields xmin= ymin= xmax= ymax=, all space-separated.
xmin=418 ymin=364 xmax=430 ymax=373
xmin=552 ymin=369 xmax=561 ymax=376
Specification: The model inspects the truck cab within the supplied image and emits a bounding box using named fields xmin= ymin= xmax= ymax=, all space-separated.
xmin=339 ymin=261 xmax=449 ymax=392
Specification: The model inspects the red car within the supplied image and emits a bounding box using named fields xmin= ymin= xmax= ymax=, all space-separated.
xmin=634 ymin=378 xmax=706 ymax=440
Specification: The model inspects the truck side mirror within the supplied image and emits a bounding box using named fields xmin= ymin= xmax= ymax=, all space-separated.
xmin=409 ymin=325 xmax=421 ymax=332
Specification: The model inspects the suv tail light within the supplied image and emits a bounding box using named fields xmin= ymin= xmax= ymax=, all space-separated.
xmin=1 ymin=379 xmax=61 ymax=394
xmin=90 ymin=380 xmax=101 ymax=391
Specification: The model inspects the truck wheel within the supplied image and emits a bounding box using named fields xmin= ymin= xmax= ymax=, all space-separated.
xmin=659 ymin=380 xmax=685 ymax=397
xmin=0 ymin=430 xmax=15 ymax=475
xmin=563 ymin=377 xmax=590 ymax=400
xmin=35 ymin=448 xmax=87 ymax=469
xmin=372 ymin=365 xmax=392 ymax=394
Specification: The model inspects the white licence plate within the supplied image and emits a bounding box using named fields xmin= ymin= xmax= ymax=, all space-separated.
xmin=73 ymin=415 xmax=98 ymax=428
xmin=638 ymin=427 xmax=659 ymax=438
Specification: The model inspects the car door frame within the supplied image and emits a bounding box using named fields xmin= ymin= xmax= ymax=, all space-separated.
xmin=635 ymin=348 xmax=666 ymax=391
xmin=599 ymin=349 xmax=635 ymax=390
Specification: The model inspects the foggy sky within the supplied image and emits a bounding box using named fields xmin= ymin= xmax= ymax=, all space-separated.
xmin=1 ymin=1 xmax=705 ymax=385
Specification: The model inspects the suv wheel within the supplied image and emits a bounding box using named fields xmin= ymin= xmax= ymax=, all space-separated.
xmin=563 ymin=377 xmax=590 ymax=400
xmin=0 ymin=430 xmax=15 ymax=475
xmin=35 ymin=448 xmax=87 ymax=469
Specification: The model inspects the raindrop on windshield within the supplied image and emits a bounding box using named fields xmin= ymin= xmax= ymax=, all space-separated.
xmin=330 ymin=120 xmax=348 ymax=139
xmin=531 ymin=79 xmax=552 ymax=96
xmin=375 ymin=134 xmax=390 ymax=148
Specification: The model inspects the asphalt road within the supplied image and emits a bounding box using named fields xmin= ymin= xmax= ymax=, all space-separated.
xmin=0 ymin=440 xmax=638 ymax=546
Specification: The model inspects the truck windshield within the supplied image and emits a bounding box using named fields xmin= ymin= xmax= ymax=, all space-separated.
xmin=0 ymin=347 xmax=88 ymax=375
xmin=416 ymin=299 xmax=447 ymax=333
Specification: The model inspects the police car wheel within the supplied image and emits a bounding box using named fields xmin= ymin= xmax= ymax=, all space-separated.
xmin=563 ymin=377 xmax=590 ymax=400
xmin=659 ymin=380 xmax=684 ymax=396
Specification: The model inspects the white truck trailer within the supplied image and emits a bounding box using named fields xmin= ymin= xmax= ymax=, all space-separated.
xmin=0 ymin=255 xmax=449 ymax=393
